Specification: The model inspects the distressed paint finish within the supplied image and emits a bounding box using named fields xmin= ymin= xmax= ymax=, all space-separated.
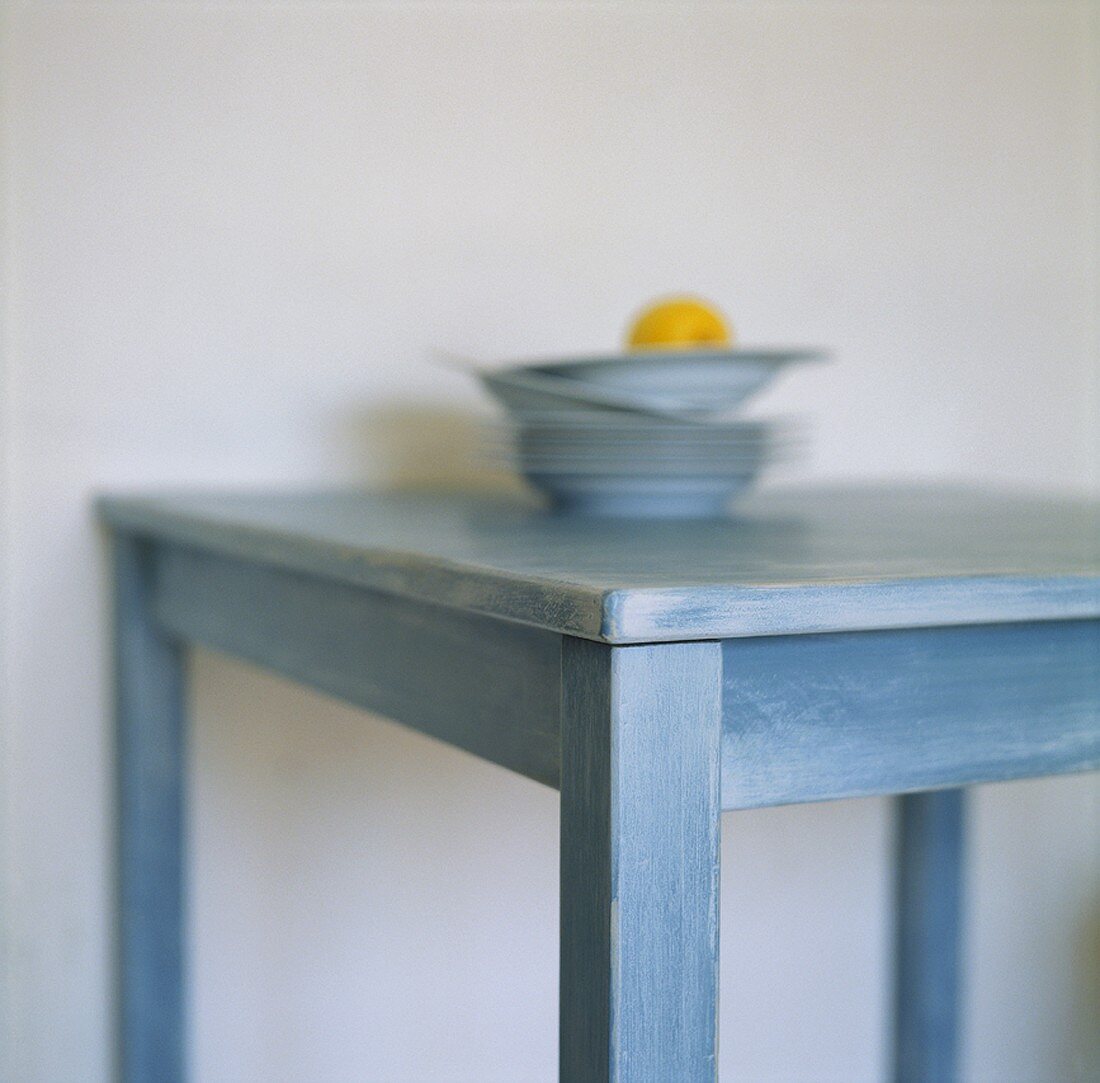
xmin=97 ymin=486 xmax=1100 ymax=1082
xmin=560 ymin=638 xmax=723 ymax=1082
xmin=153 ymin=543 xmax=562 ymax=787
xmin=113 ymin=533 xmax=186 ymax=1083
xmin=99 ymin=488 xmax=1100 ymax=643
xmin=721 ymin=621 xmax=1100 ymax=809
xmin=894 ymin=790 xmax=965 ymax=1083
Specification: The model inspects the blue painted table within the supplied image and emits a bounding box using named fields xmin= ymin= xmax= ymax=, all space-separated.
xmin=99 ymin=487 xmax=1100 ymax=1082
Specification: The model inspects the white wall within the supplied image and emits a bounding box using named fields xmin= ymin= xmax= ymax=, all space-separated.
xmin=2 ymin=3 xmax=1097 ymax=1081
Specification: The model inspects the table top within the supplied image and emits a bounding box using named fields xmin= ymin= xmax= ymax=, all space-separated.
xmin=99 ymin=486 xmax=1099 ymax=643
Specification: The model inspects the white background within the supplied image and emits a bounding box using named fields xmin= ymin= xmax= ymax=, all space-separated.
xmin=2 ymin=2 xmax=1098 ymax=1080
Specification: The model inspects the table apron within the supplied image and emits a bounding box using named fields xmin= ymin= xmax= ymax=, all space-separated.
xmin=145 ymin=540 xmax=1097 ymax=808
xmin=151 ymin=541 xmax=563 ymax=787
xmin=721 ymin=620 xmax=1099 ymax=809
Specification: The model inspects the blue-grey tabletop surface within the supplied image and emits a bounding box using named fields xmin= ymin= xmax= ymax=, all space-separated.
xmin=99 ymin=486 xmax=1099 ymax=643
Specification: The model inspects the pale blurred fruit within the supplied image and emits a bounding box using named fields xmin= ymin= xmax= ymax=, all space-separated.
xmin=626 ymin=297 xmax=734 ymax=350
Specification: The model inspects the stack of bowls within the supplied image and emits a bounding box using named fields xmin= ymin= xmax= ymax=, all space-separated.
xmin=478 ymin=347 xmax=824 ymax=518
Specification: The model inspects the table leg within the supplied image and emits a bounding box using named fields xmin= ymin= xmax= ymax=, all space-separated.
xmin=893 ymin=788 xmax=965 ymax=1083
xmin=559 ymin=638 xmax=722 ymax=1082
xmin=113 ymin=534 xmax=187 ymax=1083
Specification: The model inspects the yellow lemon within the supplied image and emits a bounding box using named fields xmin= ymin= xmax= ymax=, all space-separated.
xmin=626 ymin=296 xmax=734 ymax=351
